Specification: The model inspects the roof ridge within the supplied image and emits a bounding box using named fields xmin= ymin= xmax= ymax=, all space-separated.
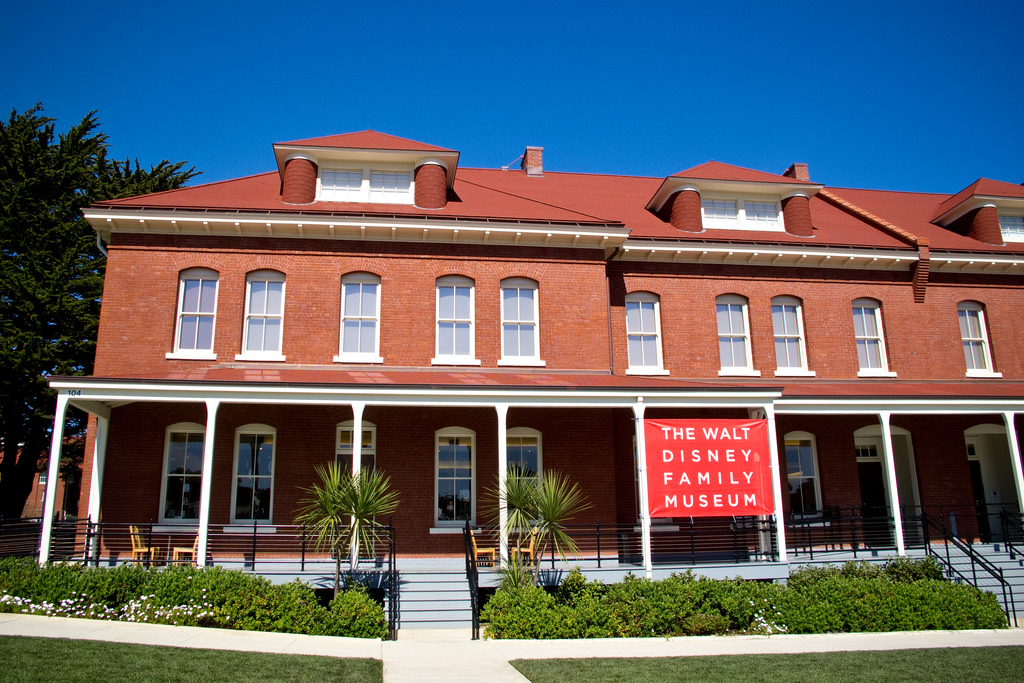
xmin=818 ymin=189 xmax=928 ymax=248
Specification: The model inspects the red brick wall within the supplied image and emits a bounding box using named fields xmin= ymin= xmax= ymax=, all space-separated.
xmin=414 ymin=163 xmax=447 ymax=209
xmin=609 ymin=262 xmax=1024 ymax=380
xmin=95 ymin=235 xmax=611 ymax=376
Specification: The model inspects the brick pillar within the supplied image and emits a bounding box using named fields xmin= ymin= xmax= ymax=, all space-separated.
xmin=782 ymin=194 xmax=814 ymax=236
xmin=669 ymin=189 xmax=703 ymax=232
xmin=281 ymin=158 xmax=317 ymax=204
xmin=414 ymin=163 xmax=447 ymax=209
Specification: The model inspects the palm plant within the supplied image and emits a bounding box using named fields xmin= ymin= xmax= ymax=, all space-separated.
xmin=295 ymin=462 xmax=399 ymax=596
xmin=498 ymin=469 xmax=590 ymax=586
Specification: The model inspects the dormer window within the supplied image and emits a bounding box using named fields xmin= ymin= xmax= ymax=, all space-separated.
xmin=701 ymin=197 xmax=782 ymax=231
xmin=999 ymin=214 xmax=1024 ymax=242
xmin=316 ymin=167 xmax=414 ymax=204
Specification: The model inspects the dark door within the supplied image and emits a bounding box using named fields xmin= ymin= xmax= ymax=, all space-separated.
xmin=968 ymin=460 xmax=991 ymax=542
xmin=858 ymin=461 xmax=892 ymax=547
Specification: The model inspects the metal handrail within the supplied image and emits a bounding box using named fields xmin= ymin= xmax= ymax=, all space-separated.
xmin=1000 ymin=508 xmax=1024 ymax=562
xmin=921 ymin=510 xmax=1016 ymax=627
xmin=463 ymin=522 xmax=481 ymax=640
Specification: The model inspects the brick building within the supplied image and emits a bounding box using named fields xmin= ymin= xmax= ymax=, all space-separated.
xmin=39 ymin=131 xmax=1024 ymax=571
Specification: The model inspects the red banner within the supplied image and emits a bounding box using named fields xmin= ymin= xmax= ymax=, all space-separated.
xmin=644 ymin=419 xmax=773 ymax=518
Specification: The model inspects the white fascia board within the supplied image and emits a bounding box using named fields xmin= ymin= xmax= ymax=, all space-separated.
xmin=775 ymin=397 xmax=1024 ymax=414
xmin=934 ymin=195 xmax=1024 ymax=226
xmin=53 ymin=378 xmax=779 ymax=411
xmin=619 ymin=240 xmax=917 ymax=271
xmin=930 ymin=252 xmax=1024 ymax=274
xmin=82 ymin=208 xmax=629 ymax=250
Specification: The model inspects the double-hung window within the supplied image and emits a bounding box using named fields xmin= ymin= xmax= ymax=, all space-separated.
xmin=785 ymin=432 xmax=820 ymax=516
xmin=701 ymin=198 xmax=782 ymax=231
xmin=852 ymin=298 xmax=894 ymax=376
xmin=506 ymin=427 xmax=542 ymax=482
xmin=239 ymin=271 xmax=286 ymax=361
xmin=717 ymin=294 xmax=759 ymax=376
xmin=771 ymin=296 xmax=813 ymax=376
xmin=161 ymin=423 xmax=205 ymax=522
xmin=168 ymin=269 xmax=218 ymax=359
xmin=336 ymin=421 xmax=376 ymax=474
xmin=232 ymin=425 xmax=275 ymax=523
xmin=958 ymin=301 xmax=1000 ymax=377
xmin=625 ymin=292 xmax=667 ymax=374
xmin=433 ymin=276 xmax=478 ymax=365
xmin=336 ymin=273 xmax=382 ymax=363
xmin=320 ymin=170 xmax=363 ymax=201
xmin=369 ymin=172 xmax=411 ymax=202
xmin=435 ymin=427 xmax=475 ymax=526
xmin=500 ymin=278 xmax=543 ymax=366
xmin=999 ymin=215 xmax=1024 ymax=243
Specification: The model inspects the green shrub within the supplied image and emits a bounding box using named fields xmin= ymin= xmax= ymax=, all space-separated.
xmin=682 ymin=613 xmax=730 ymax=635
xmin=883 ymin=556 xmax=944 ymax=583
xmin=325 ymin=585 xmax=388 ymax=639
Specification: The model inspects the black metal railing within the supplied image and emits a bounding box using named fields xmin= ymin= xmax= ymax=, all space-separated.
xmin=0 ymin=516 xmax=43 ymax=558
xmin=921 ymin=509 xmax=1017 ymax=627
xmin=1000 ymin=509 xmax=1024 ymax=562
xmin=463 ymin=522 xmax=482 ymax=640
xmin=385 ymin=515 xmax=398 ymax=640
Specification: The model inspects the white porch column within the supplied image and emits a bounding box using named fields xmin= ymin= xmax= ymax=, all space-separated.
xmin=197 ymin=399 xmax=220 ymax=567
xmin=86 ymin=414 xmax=110 ymax=560
xmin=1002 ymin=412 xmax=1024 ymax=515
xmin=755 ymin=405 xmax=788 ymax=563
xmin=633 ymin=399 xmax=653 ymax=578
xmin=350 ymin=402 xmax=365 ymax=476
xmin=38 ymin=394 xmax=70 ymax=564
xmin=878 ymin=412 xmax=906 ymax=555
xmin=496 ymin=403 xmax=509 ymax=562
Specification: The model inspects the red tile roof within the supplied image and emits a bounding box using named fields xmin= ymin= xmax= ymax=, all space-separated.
xmin=276 ymin=129 xmax=454 ymax=152
xmin=933 ymin=177 xmax=1024 ymax=220
xmin=671 ymin=161 xmax=815 ymax=185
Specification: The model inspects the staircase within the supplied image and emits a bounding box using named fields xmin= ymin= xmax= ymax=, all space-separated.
xmin=934 ymin=540 xmax=1024 ymax=625
xmin=395 ymin=564 xmax=474 ymax=630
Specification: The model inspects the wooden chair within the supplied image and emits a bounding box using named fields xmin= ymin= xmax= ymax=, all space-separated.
xmin=129 ymin=525 xmax=161 ymax=564
xmin=171 ymin=535 xmax=200 ymax=564
xmin=469 ymin=528 xmax=496 ymax=566
xmin=511 ymin=527 xmax=538 ymax=563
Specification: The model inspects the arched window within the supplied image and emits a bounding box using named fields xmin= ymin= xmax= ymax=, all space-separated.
xmin=160 ymin=423 xmax=205 ymax=522
xmin=169 ymin=268 xmax=218 ymax=359
xmin=717 ymin=294 xmax=758 ymax=376
xmin=771 ymin=296 xmax=813 ymax=376
xmin=500 ymin=278 xmax=543 ymax=366
xmin=625 ymin=292 xmax=667 ymax=374
xmin=433 ymin=276 xmax=478 ymax=365
xmin=336 ymin=273 xmax=382 ymax=363
xmin=435 ymin=427 xmax=475 ymax=525
xmin=232 ymin=424 xmax=276 ymax=523
xmin=958 ymin=301 xmax=1000 ymax=377
xmin=239 ymin=270 xmax=286 ymax=360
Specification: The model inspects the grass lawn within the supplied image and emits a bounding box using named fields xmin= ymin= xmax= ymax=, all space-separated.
xmin=512 ymin=647 xmax=1024 ymax=683
xmin=0 ymin=636 xmax=382 ymax=683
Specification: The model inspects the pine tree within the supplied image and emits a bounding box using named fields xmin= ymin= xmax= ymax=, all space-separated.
xmin=0 ymin=104 xmax=199 ymax=517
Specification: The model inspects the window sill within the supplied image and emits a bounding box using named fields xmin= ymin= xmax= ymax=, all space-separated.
xmin=774 ymin=368 xmax=816 ymax=377
xmin=966 ymin=370 xmax=1003 ymax=378
xmin=333 ymin=355 xmax=384 ymax=364
xmin=429 ymin=526 xmax=468 ymax=534
xmin=224 ymin=525 xmax=277 ymax=533
xmin=153 ymin=523 xmax=199 ymax=533
xmin=431 ymin=358 xmax=482 ymax=366
xmin=166 ymin=352 xmax=217 ymax=361
xmin=718 ymin=368 xmax=761 ymax=377
xmin=497 ymin=359 xmax=546 ymax=367
xmin=626 ymin=368 xmax=670 ymax=376
xmin=234 ymin=353 xmax=287 ymax=362
xmin=857 ymin=370 xmax=897 ymax=378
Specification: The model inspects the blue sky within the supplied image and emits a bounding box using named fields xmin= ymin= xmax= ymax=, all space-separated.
xmin=3 ymin=1 xmax=1021 ymax=194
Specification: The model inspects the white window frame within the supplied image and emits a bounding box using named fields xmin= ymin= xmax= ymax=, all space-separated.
xmin=499 ymin=278 xmax=544 ymax=367
xmin=336 ymin=420 xmax=377 ymax=473
xmin=958 ymin=301 xmax=1001 ymax=378
xmin=506 ymin=427 xmax=542 ymax=482
xmin=625 ymin=292 xmax=668 ymax=375
xmin=433 ymin=427 xmax=476 ymax=529
xmin=316 ymin=166 xmax=415 ymax=205
xmin=167 ymin=268 xmax=218 ymax=360
xmin=237 ymin=270 xmax=287 ymax=361
xmin=334 ymin=273 xmax=383 ymax=364
xmin=852 ymin=298 xmax=895 ymax=377
xmin=231 ymin=424 xmax=276 ymax=524
xmin=701 ymin=196 xmax=784 ymax=232
xmin=716 ymin=294 xmax=760 ymax=377
xmin=784 ymin=431 xmax=821 ymax=518
xmin=999 ymin=214 xmax=1024 ymax=243
xmin=159 ymin=423 xmax=205 ymax=523
xmin=771 ymin=296 xmax=814 ymax=377
xmin=432 ymin=275 xmax=479 ymax=366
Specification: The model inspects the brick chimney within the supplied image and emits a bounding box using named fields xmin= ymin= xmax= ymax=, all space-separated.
xmin=521 ymin=146 xmax=543 ymax=176
xmin=783 ymin=163 xmax=810 ymax=181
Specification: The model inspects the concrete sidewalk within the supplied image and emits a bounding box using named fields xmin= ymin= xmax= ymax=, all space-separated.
xmin=2 ymin=614 xmax=1023 ymax=682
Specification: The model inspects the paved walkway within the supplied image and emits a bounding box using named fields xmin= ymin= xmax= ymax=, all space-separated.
xmin=2 ymin=614 xmax=1023 ymax=682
